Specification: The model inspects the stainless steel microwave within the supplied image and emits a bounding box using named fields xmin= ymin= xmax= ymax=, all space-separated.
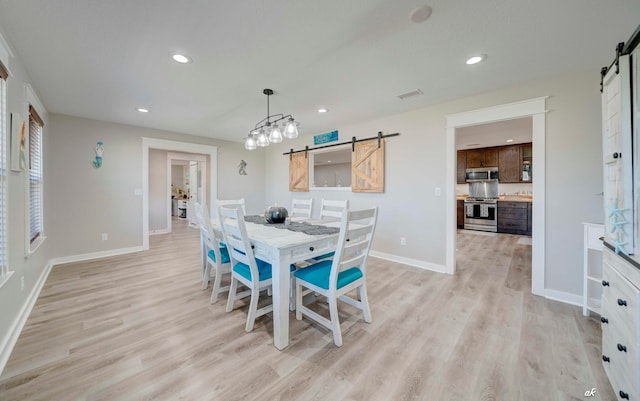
xmin=465 ymin=167 xmax=499 ymax=182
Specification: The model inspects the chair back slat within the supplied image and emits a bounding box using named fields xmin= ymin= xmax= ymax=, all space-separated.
xmin=291 ymin=198 xmax=313 ymax=218
xmin=199 ymin=203 xmax=226 ymax=263
xmin=216 ymin=198 xmax=246 ymax=215
xmin=320 ymin=199 xmax=349 ymax=220
xmin=329 ymin=207 xmax=378 ymax=289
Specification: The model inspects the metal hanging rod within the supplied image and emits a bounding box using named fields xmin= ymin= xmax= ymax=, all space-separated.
xmin=283 ymin=131 xmax=400 ymax=159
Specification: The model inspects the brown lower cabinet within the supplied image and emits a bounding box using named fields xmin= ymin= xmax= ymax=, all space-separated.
xmin=457 ymin=199 xmax=464 ymax=228
xmin=497 ymin=201 xmax=532 ymax=236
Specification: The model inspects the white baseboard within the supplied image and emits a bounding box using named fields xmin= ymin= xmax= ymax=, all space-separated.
xmin=369 ymin=251 xmax=448 ymax=274
xmin=544 ymin=289 xmax=583 ymax=307
xmin=0 ymin=245 xmax=147 ymax=376
xmin=149 ymin=229 xmax=170 ymax=236
xmin=50 ymin=245 xmax=145 ymax=266
xmin=0 ymin=260 xmax=54 ymax=376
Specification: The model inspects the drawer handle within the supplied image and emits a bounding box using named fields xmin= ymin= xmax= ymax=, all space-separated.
xmin=602 ymin=355 xmax=610 ymax=363
xmin=618 ymin=298 xmax=628 ymax=307
xmin=617 ymin=344 xmax=627 ymax=352
xmin=613 ymin=152 xmax=621 ymax=159
xmin=309 ymin=246 xmax=314 ymax=251
xmin=602 ymin=280 xmax=610 ymax=287
xmin=601 ymin=317 xmax=609 ymax=324
xmin=620 ymin=390 xmax=629 ymax=400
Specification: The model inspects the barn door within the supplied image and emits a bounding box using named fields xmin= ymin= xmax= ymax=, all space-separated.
xmin=289 ymin=152 xmax=309 ymax=192
xmin=352 ymin=139 xmax=384 ymax=192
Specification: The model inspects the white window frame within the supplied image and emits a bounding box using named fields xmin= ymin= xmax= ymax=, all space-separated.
xmin=24 ymin=85 xmax=46 ymax=256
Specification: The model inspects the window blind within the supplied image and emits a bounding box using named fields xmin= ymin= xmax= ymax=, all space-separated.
xmin=0 ymin=72 xmax=6 ymax=279
xmin=29 ymin=105 xmax=43 ymax=244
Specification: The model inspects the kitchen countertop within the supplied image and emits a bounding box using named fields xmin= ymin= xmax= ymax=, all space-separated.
xmin=456 ymin=195 xmax=532 ymax=202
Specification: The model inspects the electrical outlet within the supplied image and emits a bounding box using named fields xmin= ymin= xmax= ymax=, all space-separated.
xmin=21 ymin=276 xmax=24 ymax=291
xmin=400 ymin=237 xmax=407 ymax=246
xmin=434 ymin=187 xmax=441 ymax=197
xmin=101 ymin=233 xmax=109 ymax=241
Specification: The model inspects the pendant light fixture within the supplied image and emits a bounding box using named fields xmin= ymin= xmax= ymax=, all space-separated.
xmin=245 ymin=89 xmax=299 ymax=150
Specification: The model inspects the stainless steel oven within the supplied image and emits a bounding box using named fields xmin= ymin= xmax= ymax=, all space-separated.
xmin=464 ymin=198 xmax=497 ymax=232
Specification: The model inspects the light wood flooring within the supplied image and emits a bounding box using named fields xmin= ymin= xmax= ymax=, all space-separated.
xmin=0 ymin=221 xmax=615 ymax=400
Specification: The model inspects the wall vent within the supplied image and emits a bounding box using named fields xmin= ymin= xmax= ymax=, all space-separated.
xmin=397 ymin=89 xmax=424 ymax=100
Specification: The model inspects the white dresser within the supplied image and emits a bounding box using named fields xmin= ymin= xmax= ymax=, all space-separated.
xmin=602 ymin=247 xmax=640 ymax=400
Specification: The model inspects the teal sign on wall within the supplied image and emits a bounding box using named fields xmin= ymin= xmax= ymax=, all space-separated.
xmin=314 ymin=130 xmax=338 ymax=145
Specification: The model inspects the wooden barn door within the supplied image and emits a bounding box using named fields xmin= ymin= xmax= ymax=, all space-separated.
xmin=289 ymin=152 xmax=309 ymax=192
xmin=352 ymin=139 xmax=384 ymax=192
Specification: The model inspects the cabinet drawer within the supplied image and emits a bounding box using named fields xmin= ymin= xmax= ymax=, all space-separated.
xmin=602 ymin=319 xmax=640 ymax=398
xmin=498 ymin=201 xmax=528 ymax=209
xmin=498 ymin=209 xmax=527 ymax=220
xmin=602 ymin=261 xmax=640 ymax=336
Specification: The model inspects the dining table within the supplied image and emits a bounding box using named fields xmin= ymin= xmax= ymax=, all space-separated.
xmin=208 ymin=215 xmax=342 ymax=350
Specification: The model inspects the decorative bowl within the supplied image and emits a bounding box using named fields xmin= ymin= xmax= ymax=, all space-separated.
xmin=264 ymin=206 xmax=288 ymax=224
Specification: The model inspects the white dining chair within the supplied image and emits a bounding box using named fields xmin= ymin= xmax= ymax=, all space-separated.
xmin=319 ymin=199 xmax=348 ymax=220
xmin=216 ymin=198 xmax=246 ymax=215
xmin=294 ymin=207 xmax=378 ymax=347
xmin=199 ymin=204 xmax=232 ymax=303
xmin=193 ymin=202 xmax=209 ymax=275
xmin=219 ymin=205 xmax=294 ymax=332
xmin=291 ymin=198 xmax=313 ymax=219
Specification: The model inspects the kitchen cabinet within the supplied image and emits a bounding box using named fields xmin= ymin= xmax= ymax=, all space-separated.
xmin=466 ymin=148 xmax=498 ymax=168
xmin=497 ymin=201 xmax=531 ymax=235
xmin=457 ymin=150 xmax=467 ymax=184
xmin=457 ymin=199 xmax=464 ymax=228
xmin=498 ymin=145 xmax=521 ymax=183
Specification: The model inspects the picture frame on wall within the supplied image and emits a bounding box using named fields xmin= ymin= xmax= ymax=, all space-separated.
xmin=10 ymin=112 xmax=27 ymax=172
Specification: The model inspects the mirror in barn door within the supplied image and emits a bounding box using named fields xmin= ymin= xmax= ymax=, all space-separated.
xmin=602 ymin=54 xmax=633 ymax=254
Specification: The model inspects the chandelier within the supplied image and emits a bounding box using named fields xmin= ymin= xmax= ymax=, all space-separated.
xmin=245 ymin=89 xmax=299 ymax=150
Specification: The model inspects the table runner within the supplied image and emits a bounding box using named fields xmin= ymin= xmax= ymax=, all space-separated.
xmin=244 ymin=215 xmax=340 ymax=235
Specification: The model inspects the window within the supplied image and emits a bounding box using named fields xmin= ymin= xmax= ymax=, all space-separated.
xmin=309 ymin=146 xmax=352 ymax=190
xmin=28 ymin=105 xmax=44 ymax=251
xmin=0 ymin=60 xmax=9 ymax=286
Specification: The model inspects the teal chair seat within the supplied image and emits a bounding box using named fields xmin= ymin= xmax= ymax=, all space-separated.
xmin=208 ymin=246 xmax=230 ymax=264
xmin=311 ymin=251 xmax=335 ymax=261
xmin=294 ymin=260 xmax=363 ymax=290
xmin=233 ymin=259 xmax=296 ymax=282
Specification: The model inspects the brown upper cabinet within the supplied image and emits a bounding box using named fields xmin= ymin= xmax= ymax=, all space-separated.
xmin=459 ymin=143 xmax=532 ymax=184
xmin=498 ymin=145 xmax=521 ymax=183
xmin=456 ymin=150 xmax=467 ymax=184
xmin=466 ymin=148 xmax=498 ymax=168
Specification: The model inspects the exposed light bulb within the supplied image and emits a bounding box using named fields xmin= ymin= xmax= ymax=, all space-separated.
xmin=283 ymin=118 xmax=299 ymax=139
xmin=256 ymin=130 xmax=270 ymax=147
xmin=245 ymin=136 xmax=257 ymax=150
xmin=269 ymin=125 xmax=283 ymax=143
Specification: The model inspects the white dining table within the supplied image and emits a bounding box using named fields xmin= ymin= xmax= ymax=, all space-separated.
xmin=208 ymin=216 xmax=341 ymax=350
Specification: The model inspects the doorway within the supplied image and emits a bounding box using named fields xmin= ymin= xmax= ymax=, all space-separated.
xmin=446 ymin=97 xmax=547 ymax=296
xmin=142 ymin=138 xmax=218 ymax=250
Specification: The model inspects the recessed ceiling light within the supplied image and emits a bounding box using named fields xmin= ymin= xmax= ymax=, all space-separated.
xmin=466 ymin=54 xmax=487 ymax=65
xmin=467 ymin=143 xmax=481 ymax=147
xmin=171 ymin=53 xmax=192 ymax=64
xmin=327 ymin=160 xmax=332 ymax=163
xmin=409 ymin=5 xmax=432 ymax=23
xmin=506 ymin=139 xmax=514 ymax=143
xmin=136 ymin=108 xmax=150 ymax=113
xmin=318 ymin=108 xmax=328 ymax=113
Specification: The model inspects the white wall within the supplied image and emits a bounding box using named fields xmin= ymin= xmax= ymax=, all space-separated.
xmin=313 ymin=163 xmax=351 ymax=187
xmin=265 ymin=71 xmax=603 ymax=298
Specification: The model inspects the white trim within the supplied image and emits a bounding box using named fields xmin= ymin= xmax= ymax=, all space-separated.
xmin=369 ymin=250 xmax=447 ymax=274
xmin=0 ymin=31 xmax=13 ymax=71
xmin=24 ymin=84 xmax=46 ymax=116
xmin=25 ymin=235 xmax=46 ymax=258
xmin=50 ymin=245 xmax=145 ymax=265
xmin=150 ymin=229 xmax=170 ymax=235
xmin=0 ymin=260 xmax=53 ymax=376
xmin=0 ymin=270 xmax=14 ymax=289
xmin=544 ymin=289 xmax=583 ymax=307
xmin=142 ymin=138 xmax=218 ymax=249
xmin=446 ymin=97 xmax=547 ymax=296
xmin=309 ymin=187 xmax=352 ymax=191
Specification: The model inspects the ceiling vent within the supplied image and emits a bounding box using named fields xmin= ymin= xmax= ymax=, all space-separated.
xmin=397 ymin=89 xmax=424 ymax=100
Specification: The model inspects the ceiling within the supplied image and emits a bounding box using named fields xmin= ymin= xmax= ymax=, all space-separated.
xmin=0 ymin=1 xmax=638 ymax=144
xmin=456 ymin=117 xmax=532 ymax=150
